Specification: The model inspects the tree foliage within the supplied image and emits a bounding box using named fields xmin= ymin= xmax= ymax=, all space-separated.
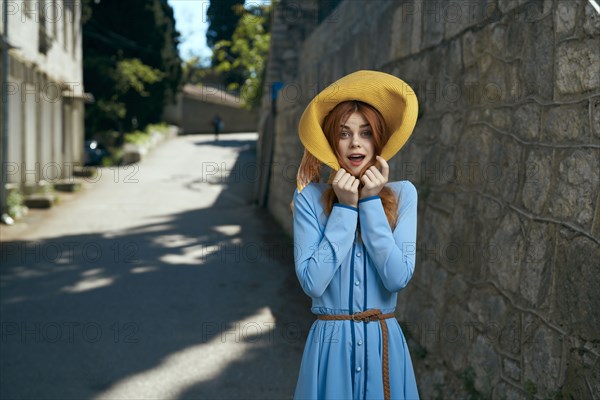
xmin=212 ymin=4 xmax=271 ymax=110
xmin=82 ymin=0 xmax=182 ymax=140
xmin=205 ymin=0 xmax=245 ymax=49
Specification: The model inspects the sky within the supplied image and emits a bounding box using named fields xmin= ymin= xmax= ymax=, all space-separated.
xmin=168 ymin=0 xmax=271 ymax=64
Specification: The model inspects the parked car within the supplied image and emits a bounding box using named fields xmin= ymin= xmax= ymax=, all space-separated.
xmin=83 ymin=140 xmax=109 ymax=166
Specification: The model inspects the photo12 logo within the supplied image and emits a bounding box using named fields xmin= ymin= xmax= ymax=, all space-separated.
xmin=1 ymin=321 xmax=140 ymax=344
xmin=5 ymin=1 xmax=81 ymax=24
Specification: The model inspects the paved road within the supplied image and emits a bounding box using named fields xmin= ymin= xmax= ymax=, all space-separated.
xmin=0 ymin=133 xmax=313 ymax=399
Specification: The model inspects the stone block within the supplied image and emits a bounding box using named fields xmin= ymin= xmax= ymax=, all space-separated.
xmin=517 ymin=221 xmax=554 ymax=307
xmin=519 ymin=14 xmax=554 ymax=99
xmin=493 ymin=381 xmax=527 ymax=400
xmin=446 ymin=37 xmax=463 ymax=78
xmin=554 ymin=0 xmax=579 ymax=37
xmin=444 ymin=0 xmax=498 ymax=40
xmin=498 ymin=0 xmax=528 ymax=14
xmin=562 ymin=340 xmax=599 ymax=399
xmin=490 ymin=107 xmax=513 ymax=131
xmin=504 ymin=13 xmax=527 ymax=57
xmin=555 ymin=38 xmax=600 ymax=96
xmin=468 ymin=334 xmax=500 ymax=395
xmin=522 ymin=323 xmax=564 ymax=398
xmin=73 ymin=166 xmax=97 ymax=178
xmin=23 ymin=194 xmax=55 ymax=209
xmin=409 ymin=3 xmax=423 ymax=54
xmin=439 ymin=303 xmax=470 ymax=371
xmin=417 ymin=307 xmax=441 ymax=355
xmin=447 ymin=273 xmax=469 ymax=301
xmin=489 ymin=212 xmax=522 ymax=293
xmin=522 ymin=147 xmax=553 ymax=215
xmin=552 ymin=233 xmax=600 ymax=340
xmin=489 ymin=22 xmax=508 ymax=58
xmin=542 ymin=101 xmax=590 ymax=142
xmin=422 ymin=2 xmax=445 ymax=48
xmin=430 ymin=266 xmax=448 ymax=306
xmin=592 ymin=97 xmax=600 ymax=141
xmin=415 ymin=258 xmax=434 ymax=289
xmin=583 ymin=1 xmax=600 ymax=36
xmin=417 ymin=369 xmax=445 ymax=400
xmin=390 ymin=2 xmax=418 ymax=60
xmin=445 ymin=193 xmax=491 ymax=282
xmin=502 ymin=356 xmax=521 ymax=382
xmin=53 ymin=180 xmax=82 ymax=193
xmin=456 ymin=125 xmax=494 ymax=187
xmin=549 ymin=148 xmax=599 ymax=228
xmin=486 ymin=135 xmax=521 ymax=203
xmin=499 ymin=308 xmax=521 ymax=356
xmin=462 ymin=28 xmax=489 ymax=68
xmin=467 ymin=287 xmax=507 ymax=330
xmin=504 ymin=61 xmax=522 ymax=105
xmin=440 ymin=112 xmax=463 ymax=146
xmin=513 ymin=102 xmax=541 ymax=140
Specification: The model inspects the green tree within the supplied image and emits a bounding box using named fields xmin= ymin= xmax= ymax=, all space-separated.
xmin=82 ymin=0 xmax=182 ymax=141
xmin=206 ymin=0 xmax=245 ymax=50
xmin=212 ymin=4 xmax=271 ymax=110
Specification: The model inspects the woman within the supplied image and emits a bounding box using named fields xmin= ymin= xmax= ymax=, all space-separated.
xmin=291 ymin=70 xmax=420 ymax=400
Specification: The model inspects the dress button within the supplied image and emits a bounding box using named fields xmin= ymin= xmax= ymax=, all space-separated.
xmin=357 ymin=340 xmax=363 ymax=346
xmin=356 ymin=366 xmax=362 ymax=372
xmin=355 ymin=280 xmax=360 ymax=286
xmin=356 ymin=252 xmax=361 ymax=257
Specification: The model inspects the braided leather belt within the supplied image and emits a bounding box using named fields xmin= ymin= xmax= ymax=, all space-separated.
xmin=316 ymin=309 xmax=396 ymax=400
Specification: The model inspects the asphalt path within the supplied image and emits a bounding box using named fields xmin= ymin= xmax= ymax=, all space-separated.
xmin=0 ymin=133 xmax=313 ymax=399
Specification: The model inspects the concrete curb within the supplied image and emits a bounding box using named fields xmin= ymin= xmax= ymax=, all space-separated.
xmin=122 ymin=125 xmax=179 ymax=165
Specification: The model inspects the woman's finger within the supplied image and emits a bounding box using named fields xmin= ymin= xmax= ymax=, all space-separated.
xmin=377 ymin=156 xmax=390 ymax=180
xmin=361 ymin=173 xmax=372 ymax=184
xmin=370 ymin=166 xmax=387 ymax=184
xmin=337 ymin=172 xmax=351 ymax=188
xmin=345 ymin=172 xmax=358 ymax=188
xmin=333 ymin=168 xmax=345 ymax=185
xmin=365 ymin=169 xmax=380 ymax=183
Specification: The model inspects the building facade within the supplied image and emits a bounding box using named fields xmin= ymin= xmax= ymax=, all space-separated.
xmin=163 ymin=84 xmax=258 ymax=135
xmin=1 ymin=0 xmax=86 ymax=201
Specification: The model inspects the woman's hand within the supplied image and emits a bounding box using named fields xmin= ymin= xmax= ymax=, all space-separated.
xmin=332 ymin=168 xmax=360 ymax=208
xmin=360 ymin=156 xmax=389 ymax=199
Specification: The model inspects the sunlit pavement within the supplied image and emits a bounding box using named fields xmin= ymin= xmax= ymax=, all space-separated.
xmin=0 ymin=133 xmax=313 ymax=399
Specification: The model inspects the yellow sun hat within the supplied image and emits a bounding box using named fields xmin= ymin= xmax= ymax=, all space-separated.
xmin=296 ymin=70 xmax=419 ymax=193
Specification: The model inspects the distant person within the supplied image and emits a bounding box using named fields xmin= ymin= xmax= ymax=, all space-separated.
xmin=212 ymin=114 xmax=224 ymax=141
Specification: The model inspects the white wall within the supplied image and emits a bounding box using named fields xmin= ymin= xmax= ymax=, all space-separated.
xmin=0 ymin=0 xmax=83 ymax=87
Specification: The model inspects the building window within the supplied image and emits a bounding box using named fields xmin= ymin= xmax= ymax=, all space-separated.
xmin=65 ymin=0 xmax=77 ymax=56
xmin=52 ymin=0 xmax=58 ymax=38
xmin=23 ymin=0 xmax=36 ymax=19
xmin=38 ymin=1 xmax=52 ymax=54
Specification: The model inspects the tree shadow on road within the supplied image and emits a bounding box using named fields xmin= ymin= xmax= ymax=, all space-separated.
xmin=0 ymin=139 xmax=313 ymax=399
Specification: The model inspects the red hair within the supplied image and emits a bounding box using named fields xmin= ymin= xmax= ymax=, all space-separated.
xmin=292 ymin=101 xmax=399 ymax=239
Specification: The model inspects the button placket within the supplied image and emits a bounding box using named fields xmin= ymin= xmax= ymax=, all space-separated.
xmin=352 ymin=240 xmax=363 ymax=312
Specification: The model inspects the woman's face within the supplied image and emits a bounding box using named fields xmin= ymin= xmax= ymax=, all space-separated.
xmin=336 ymin=111 xmax=375 ymax=177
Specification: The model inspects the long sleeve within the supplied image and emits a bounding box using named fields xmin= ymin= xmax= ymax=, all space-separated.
xmin=293 ymin=186 xmax=358 ymax=298
xmin=358 ymin=181 xmax=418 ymax=292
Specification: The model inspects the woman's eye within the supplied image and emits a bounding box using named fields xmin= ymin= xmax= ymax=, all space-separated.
xmin=340 ymin=131 xmax=350 ymax=137
xmin=362 ymin=131 xmax=372 ymax=136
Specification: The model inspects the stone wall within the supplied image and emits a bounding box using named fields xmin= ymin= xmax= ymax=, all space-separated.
xmin=258 ymin=0 xmax=600 ymax=398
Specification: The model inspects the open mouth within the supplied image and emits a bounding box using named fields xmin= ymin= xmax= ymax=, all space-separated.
xmin=348 ymin=154 xmax=366 ymax=166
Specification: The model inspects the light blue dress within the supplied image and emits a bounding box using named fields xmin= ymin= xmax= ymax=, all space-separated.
xmin=292 ymin=180 xmax=420 ymax=400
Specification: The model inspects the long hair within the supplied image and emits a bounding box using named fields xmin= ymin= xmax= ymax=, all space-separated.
xmin=292 ymin=100 xmax=399 ymax=241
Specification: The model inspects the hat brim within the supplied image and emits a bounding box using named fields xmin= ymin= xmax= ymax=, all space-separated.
xmin=298 ymin=70 xmax=419 ymax=171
